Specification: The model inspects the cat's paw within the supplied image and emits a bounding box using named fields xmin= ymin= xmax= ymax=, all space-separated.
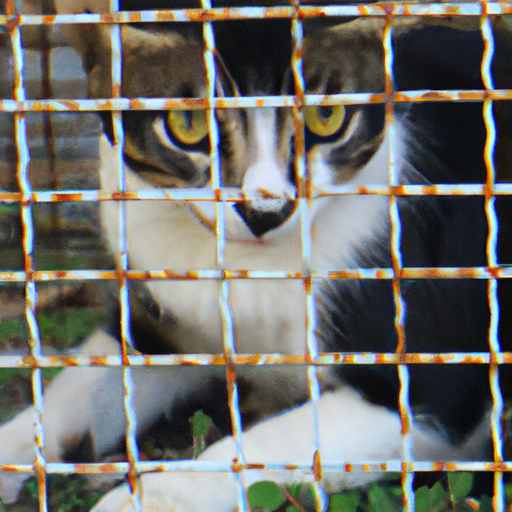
xmin=0 ymin=411 xmax=36 ymax=503
xmin=91 ymin=471 xmax=238 ymax=512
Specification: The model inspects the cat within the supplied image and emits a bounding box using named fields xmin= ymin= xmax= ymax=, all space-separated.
xmin=1 ymin=2 xmax=512 ymax=511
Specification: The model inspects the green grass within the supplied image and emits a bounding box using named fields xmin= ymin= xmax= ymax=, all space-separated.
xmin=0 ymin=307 xmax=105 ymax=352
xmin=0 ymin=475 xmax=104 ymax=512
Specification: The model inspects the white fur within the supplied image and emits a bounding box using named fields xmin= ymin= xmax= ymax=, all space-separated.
xmin=243 ymin=110 xmax=295 ymax=205
xmin=97 ymin=121 xmax=392 ymax=361
xmin=0 ymin=123 xmax=489 ymax=511
xmin=0 ymin=125 xmax=399 ymax=506
xmin=91 ymin=386 xmax=490 ymax=512
xmin=179 ymin=109 xmax=296 ymax=241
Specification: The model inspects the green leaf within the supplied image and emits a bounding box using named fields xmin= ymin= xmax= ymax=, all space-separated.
xmin=390 ymin=486 xmax=402 ymax=497
xmin=189 ymin=410 xmax=212 ymax=438
xmin=286 ymin=483 xmax=304 ymax=512
xmin=25 ymin=478 xmax=38 ymax=499
xmin=41 ymin=367 xmax=63 ymax=381
xmin=329 ymin=491 xmax=360 ymax=512
xmin=247 ymin=481 xmax=287 ymax=511
xmin=414 ymin=486 xmax=430 ymax=512
xmin=415 ymin=482 xmax=446 ymax=512
xmin=453 ymin=500 xmax=480 ymax=512
xmin=368 ymin=483 xmax=402 ymax=512
xmin=286 ymin=483 xmax=303 ymax=499
xmin=0 ymin=307 xmax=105 ymax=350
xmin=0 ymin=204 xmax=18 ymax=215
xmin=448 ymin=472 xmax=473 ymax=501
xmin=429 ymin=480 xmax=446 ymax=505
xmin=478 ymin=495 xmax=493 ymax=512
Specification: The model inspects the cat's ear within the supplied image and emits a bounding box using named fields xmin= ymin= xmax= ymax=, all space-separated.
xmin=303 ymin=20 xmax=386 ymax=94
xmin=69 ymin=23 xmax=192 ymax=98
xmin=303 ymin=16 xmax=487 ymax=95
xmin=215 ymin=53 xmax=240 ymax=98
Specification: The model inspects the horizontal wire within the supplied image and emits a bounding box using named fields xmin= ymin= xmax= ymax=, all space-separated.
xmin=0 ymin=351 xmax=509 ymax=369
xmin=0 ymin=268 xmax=511 ymax=283
xmin=0 ymin=266 xmax=511 ymax=283
xmin=0 ymin=89 xmax=512 ymax=112
xmin=1 ymin=2 xmax=512 ymax=26
xmin=0 ymin=0 xmax=511 ymax=500
xmin=2 ymin=459 xmax=512 ymax=476
xmin=1 ymin=183 xmax=512 ymax=205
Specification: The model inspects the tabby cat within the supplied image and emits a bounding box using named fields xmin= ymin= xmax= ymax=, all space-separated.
xmin=1 ymin=2 xmax=512 ymax=511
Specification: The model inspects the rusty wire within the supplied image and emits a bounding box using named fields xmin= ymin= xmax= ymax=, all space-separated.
xmin=381 ymin=14 xmax=415 ymax=512
xmin=289 ymin=3 xmax=328 ymax=509
xmin=1 ymin=2 xmax=512 ymax=26
xmin=480 ymin=7 xmax=505 ymax=511
xmin=0 ymin=1 xmax=511 ymax=512
xmin=105 ymin=0 xmax=143 ymax=507
xmin=4 ymin=0 xmax=48 ymax=507
xmin=200 ymin=1 xmax=249 ymax=509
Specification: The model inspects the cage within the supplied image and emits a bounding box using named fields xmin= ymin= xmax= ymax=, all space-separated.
xmin=0 ymin=1 xmax=511 ymax=511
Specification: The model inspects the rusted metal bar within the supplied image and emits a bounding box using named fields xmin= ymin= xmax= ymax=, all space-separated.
xmin=105 ymin=0 xmax=142 ymax=507
xmin=2 ymin=90 xmax=512 ymax=113
xmin=1 ymin=266 xmax=512 ymax=285
xmin=480 ymin=7 xmax=506 ymax=510
xmin=6 ymin=0 xmax=49 ymax=508
xmin=0 ymin=350 xmax=511 ymax=369
xmin=1 ymin=183 xmax=512 ymax=205
xmin=0 ymin=0 xmax=510 ymax=507
xmin=2 ymin=3 xmax=512 ymax=27
xmin=2 ymin=459 xmax=512 ymax=478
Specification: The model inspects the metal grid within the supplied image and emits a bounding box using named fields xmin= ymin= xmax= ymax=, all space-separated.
xmin=0 ymin=2 xmax=511 ymax=512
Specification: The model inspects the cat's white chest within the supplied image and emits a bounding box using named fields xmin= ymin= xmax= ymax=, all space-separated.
xmin=98 ymin=136 xmax=309 ymax=355
xmin=98 ymin=133 xmax=391 ymax=355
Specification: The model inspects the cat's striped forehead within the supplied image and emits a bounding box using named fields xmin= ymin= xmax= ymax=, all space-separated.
xmin=77 ymin=16 xmax=389 ymax=237
xmin=82 ymin=17 xmax=386 ymax=99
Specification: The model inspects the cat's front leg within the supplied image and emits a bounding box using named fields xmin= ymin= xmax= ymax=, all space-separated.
xmin=91 ymin=470 xmax=239 ymax=512
xmin=0 ymin=330 xmax=119 ymax=502
xmin=94 ymin=386 xmax=457 ymax=512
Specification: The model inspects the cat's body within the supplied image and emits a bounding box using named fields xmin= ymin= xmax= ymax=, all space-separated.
xmin=1 ymin=3 xmax=512 ymax=511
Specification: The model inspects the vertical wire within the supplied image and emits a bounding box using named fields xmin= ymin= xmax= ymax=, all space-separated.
xmin=108 ymin=1 xmax=141 ymax=508
xmin=480 ymin=11 xmax=504 ymax=512
xmin=7 ymin=1 xmax=48 ymax=509
xmin=291 ymin=3 xmax=326 ymax=511
xmin=201 ymin=3 xmax=247 ymax=510
xmin=383 ymin=15 xmax=414 ymax=512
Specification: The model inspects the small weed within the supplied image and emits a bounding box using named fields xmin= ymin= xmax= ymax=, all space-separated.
xmin=189 ymin=409 xmax=213 ymax=459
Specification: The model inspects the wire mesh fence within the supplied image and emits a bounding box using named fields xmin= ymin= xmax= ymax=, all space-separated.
xmin=0 ymin=1 xmax=511 ymax=512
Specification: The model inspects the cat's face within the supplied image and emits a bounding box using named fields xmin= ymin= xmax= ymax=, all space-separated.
xmin=80 ymin=21 xmax=386 ymax=241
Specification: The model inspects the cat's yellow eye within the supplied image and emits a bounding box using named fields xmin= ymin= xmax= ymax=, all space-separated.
xmin=304 ymin=105 xmax=345 ymax=138
xmin=167 ymin=109 xmax=208 ymax=145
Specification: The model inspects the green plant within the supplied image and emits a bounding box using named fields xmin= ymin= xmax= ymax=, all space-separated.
xmin=189 ymin=409 xmax=213 ymax=459
xmin=246 ymin=472 xmax=502 ymax=512
xmin=1 ymin=475 xmax=103 ymax=512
